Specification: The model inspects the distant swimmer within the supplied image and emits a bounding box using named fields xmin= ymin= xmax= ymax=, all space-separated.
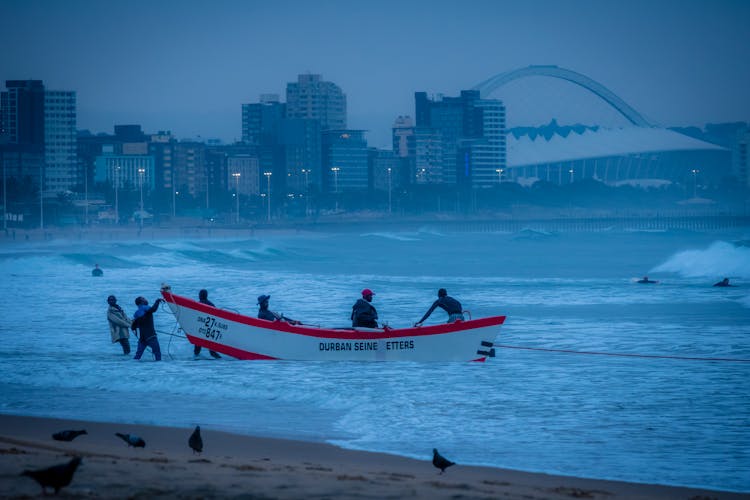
xmin=92 ymin=264 xmax=103 ymax=277
xmin=713 ymin=278 xmax=735 ymax=287
xmin=637 ymin=276 xmax=658 ymax=284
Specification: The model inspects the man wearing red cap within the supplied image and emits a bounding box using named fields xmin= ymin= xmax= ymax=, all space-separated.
xmin=351 ymin=288 xmax=378 ymax=328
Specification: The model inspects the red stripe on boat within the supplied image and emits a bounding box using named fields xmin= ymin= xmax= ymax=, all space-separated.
xmin=163 ymin=291 xmax=505 ymax=340
xmin=188 ymin=334 xmax=278 ymax=360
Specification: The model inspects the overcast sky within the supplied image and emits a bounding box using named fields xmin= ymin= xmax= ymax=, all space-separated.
xmin=1 ymin=0 xmax=748 ymax=148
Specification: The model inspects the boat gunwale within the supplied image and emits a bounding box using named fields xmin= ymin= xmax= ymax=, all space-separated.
xmin=162 ymin=290 xmax=506 ymax=340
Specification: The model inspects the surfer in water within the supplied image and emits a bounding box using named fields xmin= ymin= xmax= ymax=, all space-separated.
xmin=92 ymin=264 xmax=103 ymax=277
xmin=637 ymin=276 xmax=658 ymax=284
xmin=713 ymin=278 xmax=734 ymax=287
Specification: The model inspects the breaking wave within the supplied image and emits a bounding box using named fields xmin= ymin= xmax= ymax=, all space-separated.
xmin=652 ymin=241 xmax=750 ymax=279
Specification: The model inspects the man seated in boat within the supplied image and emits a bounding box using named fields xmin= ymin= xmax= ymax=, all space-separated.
xmin=351 ymin=288 xmax=378 ymax=328
xmin=414 ymin=288 xmax=464 ymax=326
xmin=257 ymin=295 xmax=300 ymax=325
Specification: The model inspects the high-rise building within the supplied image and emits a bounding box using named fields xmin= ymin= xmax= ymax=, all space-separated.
xmin=391 ymin=115 xmax=416 ymax=189
xmin=148 ymin=131 xmax=176 ymax=211
xmin=1 ymin=81 xmax=78 ymax=194
xmin=462 ymin=98 xmax=506 ymax=187
xmin=370 ymin=148 xmax=399 ymax=192
xmin=1 ymin=80 xmax=46 ymax=197
xmin=94 ymin=150 xmax=155 ymax=191
xmin=735 ymin=128 xmax=750 ymax=187
xmin=286 ymin=74 xmax=346 ymax=130
xmin=322 ymin=130 xmax=368 ymax=191
xmin=392 ymin=116 xmax=414 ymax=159
xmin=44 ymin=90 xmax=77 ymax=192
xmin=173 ymin=141 xmax=207 ymax=200
xmin=414 ymin=90 xmax=506 ymax=187
xmin=241 ymin=95 xmax=286 ymax=195
xmin=414 ymin=128 xmax=443 ymax=184
xmin=280 ymin=118 xmax=321 ymax=193
xmin=241 ymin=95 xmax=286 ymax=146
xmin=1 ymin=80 xmax=45 ymax=147
xmin=227 ymin=155 xmax=260 ymax=196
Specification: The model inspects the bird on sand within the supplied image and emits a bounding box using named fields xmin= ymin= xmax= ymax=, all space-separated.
xmin=432 ymin=448 xmax=455 ymax=474
xmin=52 ymin=429 xmax=88 ymax=442
xmin=188 ymin=425 xmax=203 ymax=454
xmin=115 ymin=432 xmax=146 ymax=448
xmin=21 ymin=456 xmax=82 ymax=494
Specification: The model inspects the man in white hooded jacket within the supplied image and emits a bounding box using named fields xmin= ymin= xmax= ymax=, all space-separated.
xmin=107 ymin=295 xmax=131 ymax=355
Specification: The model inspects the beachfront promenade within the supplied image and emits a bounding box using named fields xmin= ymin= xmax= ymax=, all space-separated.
xmin=2 ymin=213 xmax=749 ymax=243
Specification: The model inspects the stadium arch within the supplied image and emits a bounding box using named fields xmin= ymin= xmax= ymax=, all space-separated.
xmin=472 ymin=65 xmax=652 ymax=127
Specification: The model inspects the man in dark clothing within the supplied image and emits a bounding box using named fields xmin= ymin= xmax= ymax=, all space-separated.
xmin=257 ymin=295 xmax=300 ymax=324
xmin=414 ymin=288 xmax=464 ymax=326
xmin=194 ymin=289 xmax=221 ymax=359
xmin=351 ymin=288 xmax=378 ymax=328
xmin=131 ymin=296 xmax=163 ymax=361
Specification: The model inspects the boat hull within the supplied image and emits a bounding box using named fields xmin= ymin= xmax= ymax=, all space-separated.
xmin=161 ymin=290 xmax=504 ymax=362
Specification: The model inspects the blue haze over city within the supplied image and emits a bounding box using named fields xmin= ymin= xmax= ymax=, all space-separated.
xmin=1 ymin=0 xmax=750 ymax=494
xmin=0 ymin=0 xmax=749 ymax=221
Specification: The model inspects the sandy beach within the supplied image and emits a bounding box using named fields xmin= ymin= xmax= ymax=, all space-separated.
xmin=0 ymin=414 xmax=745 ymax=499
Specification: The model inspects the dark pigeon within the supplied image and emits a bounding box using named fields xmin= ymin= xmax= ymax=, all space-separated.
xmin=188 ymin=425 xmax=203 ymax=454
xmin=21 ymin=456 xmax=82 ymax=494
xmin=52 ymin=429 xmax=87 ymax=442
xmin=432 ymin=448 xmax=455 ymax=474
xmin=115 ymin=432 xmax=146 ymax=448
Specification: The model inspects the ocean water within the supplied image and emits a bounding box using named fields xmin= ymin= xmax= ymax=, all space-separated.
xmin=1 ymin=227 xmax=749 ymax=492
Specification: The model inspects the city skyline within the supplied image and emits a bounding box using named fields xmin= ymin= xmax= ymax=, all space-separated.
xmin=1 ymin=0 xmax=749 ymax=148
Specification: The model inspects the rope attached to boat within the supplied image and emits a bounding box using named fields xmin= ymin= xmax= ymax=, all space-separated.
xmin=157 ymin=284 xmax=188 ymax=360
xmin=494 ymin=344 xmax=750 ymax=363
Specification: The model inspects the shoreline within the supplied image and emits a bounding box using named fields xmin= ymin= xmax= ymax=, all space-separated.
xmin=1 ymin=413 xmax=746 ymax=499
xmin=1 ymin=211 xmax=748 ymax=244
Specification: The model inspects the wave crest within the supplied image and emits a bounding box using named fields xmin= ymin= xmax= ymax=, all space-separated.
xmin=652 ymin=241 xmax=750 ymax=279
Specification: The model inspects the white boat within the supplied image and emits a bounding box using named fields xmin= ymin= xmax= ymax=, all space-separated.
xmin=161 ymin=285 xmax=504 ymax=362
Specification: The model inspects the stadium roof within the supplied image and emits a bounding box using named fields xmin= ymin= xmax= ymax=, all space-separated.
xmin=507 ymin=127 xmax=726 ymax=167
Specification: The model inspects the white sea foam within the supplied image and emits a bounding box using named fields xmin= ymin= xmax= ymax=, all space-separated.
xmin=652 ymin=240 xmax=750 ymax=279
xmin=360 ymin=232 xmax=422 ymax=241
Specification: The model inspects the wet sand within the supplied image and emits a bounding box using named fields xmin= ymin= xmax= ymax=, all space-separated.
xmin=1 ymin=413 xmax=745 ymax=499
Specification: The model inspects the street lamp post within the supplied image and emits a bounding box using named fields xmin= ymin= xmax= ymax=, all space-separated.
xmin=301 ymin=168 xmax=310 ymax=216
xmin=39 ymin=163 xmax=44 ymax=231
xmin=83 ymin=162 xmax=88 ymax=226
xmin=171 ymin=168 xmax=176 ymax=218
xmin=331 ymin=167 xmax=340 ymax=211
xmin=3 ymin=158 xmax=6 ymax=232
xmin=691 ymin=168 xmax=700 ymax=198
xmin=569 ymin=168 xmax=575 ymax=183
xmin=495 ymin=168 xmax=503 ymax=184
xmin=387 ymin=167 xmax=392 ymax=214
xmin=114 ymin=165 xmax=120 ymax=225
xmin=231 ymin=172 xmax=241 ymax=223
xmin=138 ymin=167 xmax=145 ymax=229
xmin=264 ymin=171 xmax=272 ymax=221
